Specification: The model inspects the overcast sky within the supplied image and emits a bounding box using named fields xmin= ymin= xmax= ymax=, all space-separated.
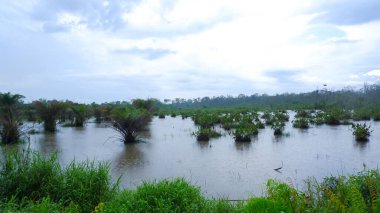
xmin=1 ymin=0 xmax=380 ymax=103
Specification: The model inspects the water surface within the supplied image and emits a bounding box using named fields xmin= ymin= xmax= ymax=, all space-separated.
xmin=1 ymin=115 xmax=379 ymax=199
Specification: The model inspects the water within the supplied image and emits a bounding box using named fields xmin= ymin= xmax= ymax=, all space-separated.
xmin=1 ymin=115 xmax=380 ymax=199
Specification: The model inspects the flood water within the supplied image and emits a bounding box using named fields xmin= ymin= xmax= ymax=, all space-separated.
xmin=1 ymin=114 xmax=380 ymax=199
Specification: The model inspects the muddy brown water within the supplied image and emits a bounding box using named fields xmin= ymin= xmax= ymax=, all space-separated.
xmin=1 ymin=114 xmax=380 ymax=199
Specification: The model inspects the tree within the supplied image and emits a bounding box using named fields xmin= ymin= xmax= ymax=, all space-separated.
xmin=0 ymin=92 xmax=25 ymax=144
xmin=34 ymin=100 xmax=62 ymax=132
xmin=72 ymin=104 xmax=88 ymax=127
xmin=110 ymin=106 xmax=151 ymax=143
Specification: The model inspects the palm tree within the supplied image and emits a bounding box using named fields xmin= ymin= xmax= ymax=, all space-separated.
xmin=34 ymin=100 xmax=62 ymax=132
xmin=110 ymin=106 xmax=151 ymax=143
xmin=0 ymin=92 xmax=25 ymax=144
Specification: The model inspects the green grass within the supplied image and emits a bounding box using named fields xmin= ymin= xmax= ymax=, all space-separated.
xmin=1 ymin=149 xmax=380 ymax=212
xmin=0 ymin=149 xmax=117 ymax=213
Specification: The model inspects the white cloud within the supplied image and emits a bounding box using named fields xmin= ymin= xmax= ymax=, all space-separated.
xmin=366 ymin=70 xmax=380 ymax=77
xmin=1 ymin=0 xmax=380 ymax=101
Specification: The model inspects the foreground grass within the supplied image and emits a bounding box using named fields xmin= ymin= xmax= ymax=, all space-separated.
xmin=1 ymin=150 xmax=380 ymax=212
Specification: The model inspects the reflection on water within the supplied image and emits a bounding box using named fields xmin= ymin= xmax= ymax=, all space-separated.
xmin=234 ymin=141 xmax=252 ymax=151
xmin=197 ymin=140 xmax=211 ymax=149
xmin=1 ymin=116 xmax=380 ymax=199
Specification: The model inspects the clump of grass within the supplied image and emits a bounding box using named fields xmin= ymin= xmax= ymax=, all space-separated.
xmin=242 ymin=197 xmax=288 ymax=213
xmin=0 ymin=149 xmax=118 ymax=213
xmin=351 ymin=123 xmax=373 ymax=141
xmin=103 ymin=179 xmax=209 ymax=212
xmin=193 ymin=127 xmax=221 ymax=141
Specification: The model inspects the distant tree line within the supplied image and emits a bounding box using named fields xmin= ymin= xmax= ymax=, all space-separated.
xmin=168 ymin=83 xmax=380 ymax=110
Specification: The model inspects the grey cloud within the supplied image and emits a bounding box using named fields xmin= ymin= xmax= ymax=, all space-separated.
xmin=311 ymin=0 xmax=380 ymax=25
xmin=112 ymin=48 xmax=175 ymax=60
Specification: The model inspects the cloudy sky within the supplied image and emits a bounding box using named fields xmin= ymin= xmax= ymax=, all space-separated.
xmin=1 ymin=0 xmax=380 ymax=102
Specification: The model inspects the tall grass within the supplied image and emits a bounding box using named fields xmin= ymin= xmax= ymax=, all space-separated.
xmin=1 ymin=149 xmax=379 ymax=212
xmin=0 ymin=149 xmax=117 ymax=213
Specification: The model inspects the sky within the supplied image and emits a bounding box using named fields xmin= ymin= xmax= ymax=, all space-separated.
xmin=1 ymin=0 xmax=380 ymax=103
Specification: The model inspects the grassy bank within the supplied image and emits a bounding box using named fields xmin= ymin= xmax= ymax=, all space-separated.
xmin=1 ymin=150 xmax=379 ymax=212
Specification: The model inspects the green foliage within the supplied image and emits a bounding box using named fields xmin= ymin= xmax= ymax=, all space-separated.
xmin=0 ymin=92 xmax=25 ymax=144
xmin=103 ymin=179 xmax=208 ymax=212
xmin=2 ymin=150 xmax=380 ymax=212
xmin=292 ymin=118 xmax=309 ymax=129
xmin=111 ymin=106 xmax=151 ymax=143
xmin=132 ymin=99 xmax=157 ymax=113
xmin=192 ymin=113 xmax=220 ymax=128
xmin=310 ymin=111 xmax=325 ymax=125
xmin=324 ymin=108 xmax=351 ymax=125
xmin=353 ymin=108 xmax=372 ymax=121
xmin=233 ymin=123 xmax=258 ymax=142
xmin=271 ymin=118 xmax=285 ymax=135
xmin=0 ymin=149 xmax=117 ymax=213
xmin=158 ymin=112 xmax=165 ymax=119
xmin=243 ymin=197 xmax=288 ymax=213
xmin=372 ymin=109 xmax=380 ymax=121
xmin=295 ymin=110 xmax=312 ymax=119
xmin=193 ymin=127 xmax=221 ymax=141
xmin=34 ymin=100 xmax=63 ymax=132
xmin=72 ymin=104 xmax=89 ymax=127
xmin=351 ymin=123 xmax=372 ymax=141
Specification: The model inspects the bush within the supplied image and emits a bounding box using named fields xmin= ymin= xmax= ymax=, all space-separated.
xmin=271 ymin=120 xmax=285 ymax=135
xmin=292 ymin=118 xmax=309 ymax=129
xmin=233 ymin=124 xmax=258 ymax=142
xmin=193 ymin=127 xmax=221 ymax=141
xmin=103 ymin=179 xmax=208 ymax=212
xmin=351 ymin=123 xmax=372 ymax=141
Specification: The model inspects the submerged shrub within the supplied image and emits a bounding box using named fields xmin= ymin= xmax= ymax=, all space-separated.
xmin=292 ymin=118 xmax=309 ymax=129
xmin=351 ymin=123 xmax=372 ymax=141
xmin=233 ymin=124 xmax=258 ymax=142
xmin=111 ymin=106 xmax=151 ymax=143
xmin=324 ymin=108 xmax=351 ymax=125
xmin=271 ymin=119 xmax=285 ymax=135
xmin=193 ymin=127 xmax=221 ymax=141
xmin=158 ymin=113 xmax=165 ymax=119
xmin=0 ymin=92 xmax=25 ymax=144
